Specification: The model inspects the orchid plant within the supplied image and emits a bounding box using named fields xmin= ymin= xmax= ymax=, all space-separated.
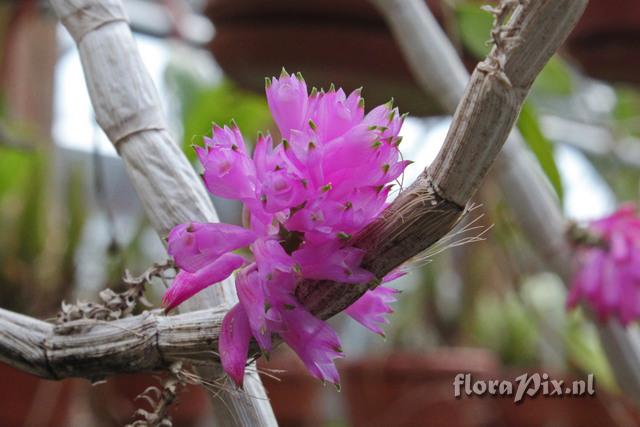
xmin=163 ymin=70 xmax=409 ymax=387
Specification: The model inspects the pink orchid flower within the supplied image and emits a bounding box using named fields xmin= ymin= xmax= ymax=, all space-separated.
xmin=164 ymin=70 xmax=407 ymax=387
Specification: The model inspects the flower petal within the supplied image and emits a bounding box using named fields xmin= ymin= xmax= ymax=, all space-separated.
xmin=162 ymin=253 xmax=245 ymax=311
xmin=266 ymin=71 xmax=309 ymax=139
xmin=293 ymin=241 xmax=374 ymax=284
xmin=236 ymin=265 xmax=272 ymax=352
xmin=219 ymin=303 xmax=252 ymax=387
xmin=345 ymin=286 xmax=399 ymax=336
xmin=168 ymin=222 xmax=256 ymax=273
xmin=279 ymin=304 xmax=343 ymax=386
xmin=200 ymin=145 xmax=256 ymax=200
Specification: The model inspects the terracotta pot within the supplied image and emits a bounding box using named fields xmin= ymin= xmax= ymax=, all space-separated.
xmin=89 ymin=373 xmax=209 ymax=427
xmin=0 ymin=362 xmax=75 ymax=427
xmin=204 ymin=0 xmax=458 ymax=116
xmin=341 ymin=348 xmax=501 ymax=427
xmin=496 ymin=371 xmax=640 ymax=427
xmin=565 ymin=0 xmax=640 ymax=85
xmin=259 ymin=348 xmax=324 ymax=427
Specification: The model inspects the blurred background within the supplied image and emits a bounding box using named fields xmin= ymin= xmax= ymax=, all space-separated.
xmin=1 ymin=0 xmax=640 ymax=426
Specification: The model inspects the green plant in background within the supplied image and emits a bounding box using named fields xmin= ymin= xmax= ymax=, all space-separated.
xmin=454 ymin=2 xmax=493 ymax=59
xmin=387 ymin=264 xmax=441 ymax=349
xmin=182 ymin=82 xmax=271 ymax=155
xmin=517 ymin=102 xmax=564 ymax=200
xmin=0 ymin=148 xmax=45 ymax=313
xmin=165 ymin=64 xmax=271 ymax=161
xmin=0 ymin=143 xmax=86 ymax=315
xmin=564 ymin=310 xmax=616 ymax=391
xmin=613 ymin=86 xmax=640 ymax=138
xmin=471 ymin=291 xmax=538 ymax=366
xmin=521 ymin=273 xmax=615 ymax=390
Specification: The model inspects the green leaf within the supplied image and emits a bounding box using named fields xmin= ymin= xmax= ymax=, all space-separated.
xmin=181 ymin=81 xmax=271 ymax=161
xmin=565 ymin=310 xmax=616 ymax=391
xmin=16 ymin=152 xmax=46 ymax=261
xmin=614 ymin=87 xmax=640 ymax=121
xmin=613 ymin=86 xmax=640 ymax=137
xmin=455 ymin=3 xmax=493 ymax=58
xmin=470 ymin=292 xmax=538 ymax=365
xmin=532 ymin=56 xmax=573 ymax=96
xmin=517 ymin=102 xmax=564 ymax=201
xmin=0 ymin=147 xmax=32 ymax=196
xmin=61 ymin=166 xmax=87 ymax=276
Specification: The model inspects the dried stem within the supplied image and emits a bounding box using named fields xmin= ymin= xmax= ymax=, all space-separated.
xmin=56 ymin=261 xmax=170 ymax=326
xmin=0 ymin=305 xmax=226 ymax=380
xmin=126 ymin=362 xmax=189 ymax=427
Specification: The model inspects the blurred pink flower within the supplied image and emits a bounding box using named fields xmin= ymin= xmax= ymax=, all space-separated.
xmin=568 ymin=204 xmax=640 ymax=325
xmin=164 ymin=70 xmax=408 ymax=387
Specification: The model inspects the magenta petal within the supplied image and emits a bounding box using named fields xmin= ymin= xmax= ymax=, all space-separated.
xmin=209 ymin=123 xmax=248 ymax=154
xmin=611 ymin=232 xmax=630 ymax=262
xmin=286 ymin=197 xmax=344 ymax=234
xmin=162 ymin=253 xmax=244 ymax=311
xmin=375 ymin=159 xmax=412 ymax=185
xmin=591 ymin=203 xmax=637 ymax=235
xmin=382 ymin=269 xmax=407 ymax=283
xmin=219 ymin=303 xmax=252 ymax=387
xmin=200 ymin=144 xmax=256 ymax=200
xmin=308 ymin=88 xmax=364 ymax=142
xmin=252 ymin=132 xmax=274 ymax=182
xmin=293 ymin=242 xmax=374 ymax=284
xmin=252 ymin=238 xmax=296 ymax=276
xmin=168 ymin=222 xmax=257 ymax=273
xmin=266 ymin=72 xmax=309 ymax=139
xmin=259 ymin=168 xmax=308 ymax=213
xmin=262 ymin=270 xmax=298 ymax=308
xmin=345 ymin=286 xmax=399 ymax=336
xmin=363 ymin=104 xmax=391 ymax=128
xmin=618 ymin=270 xmax=639 ymax=326
xmin=568 ymin=250 xmax=606 ymax=313
xmin=322 ymin=125 xmax=378 ymax=181
xmin=236 ymin=266 xmax=272 ymax=351
xmin=252 ymin=134 xmax=308 ymax=214
xmin=602 ymin=259 xmax=622 ymax=311
xmin=279 ymin=305 xmax=343 ymax=385
xmin=335 ymin=186 xmax=391 ymax=233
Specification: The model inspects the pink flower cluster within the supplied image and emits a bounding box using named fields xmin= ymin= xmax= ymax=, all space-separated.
xmin=163 ymin=71 xmax=407 ymax=387
xmin=568 ymin=204 xmax=640 ymax=325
